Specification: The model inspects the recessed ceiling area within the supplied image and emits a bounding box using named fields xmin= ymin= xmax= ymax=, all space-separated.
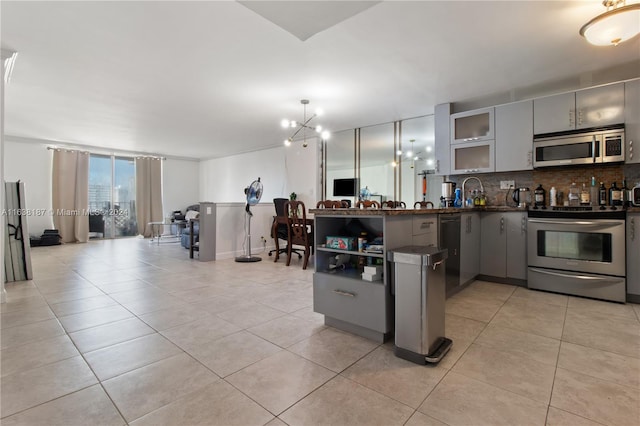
xmin=238 ymin=1 xmax=381 ymax=41
xmin=1 ymin=1 xmax=639 ymax=159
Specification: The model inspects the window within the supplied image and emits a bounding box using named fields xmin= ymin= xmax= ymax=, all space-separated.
xmin=89 ymin=155 xmax=137 ymax=237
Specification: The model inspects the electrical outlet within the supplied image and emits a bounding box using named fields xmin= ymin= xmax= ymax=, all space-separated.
xmin=260 ymin=236 xmax=266 ymax=242
xmin=500 ymin=180 xmax=515 ymax=190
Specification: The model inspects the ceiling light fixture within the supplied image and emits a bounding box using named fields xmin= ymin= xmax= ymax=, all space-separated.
xmin=580 ymin=0 xmax=640 ymax=46
xmin=282 ymin=99 xmax=330 ymax=148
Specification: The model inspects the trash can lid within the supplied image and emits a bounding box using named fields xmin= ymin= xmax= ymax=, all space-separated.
xmin=387 ymin=245 xmax=448 ymax=266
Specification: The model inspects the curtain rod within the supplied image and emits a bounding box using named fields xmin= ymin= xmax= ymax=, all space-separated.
xmin=46 ymin=146 xmax=166 ymax=160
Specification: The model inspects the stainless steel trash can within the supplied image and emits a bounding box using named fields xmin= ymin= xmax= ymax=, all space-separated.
xmin=387 ymin=246 xmax=452 ymax=365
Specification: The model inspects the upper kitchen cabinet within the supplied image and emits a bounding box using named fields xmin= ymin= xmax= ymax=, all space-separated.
xmin=534 ymin=83 xmax=625 ymax=134
xmin=449 ymin=139 xmax=495 ymax=175
xmin=625 ymin=79 xmax=640 ymax=164
xmin=450 ymin=107 xmax=495 ymax=143
xmin=495 ymin=100 xmax=533 ymax=172
xmin=434 ymin=103 xmax=452 ymax=175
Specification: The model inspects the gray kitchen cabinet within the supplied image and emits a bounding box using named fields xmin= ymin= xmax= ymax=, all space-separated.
xmin=449 ymin=140 xmax=495 ymax=175
xmin=480 ymin=212 xmax=527 ymax=281
xmin=575 ymin=83 xmax=625 ymax=130
xmin=450 ymin=107 xmax=495 ymax=144
xmin=625 ymin=79 xmax=640 ymax=164
xmin=434 ymin=103 xmax=451 ymax=175
xmin=533 ymin=92 xmax=575 ymax=134
xmin=495 ymin=100 xmax=533 ymax=172
xmin=412 ymin=215 xmax=438 ymax=247
xmin=505 ymin=212 xmax=527 ymax=280
xmin=312 ymin=213 xmax=413 ymax=342
xmin=460 ymin=212 xmax=480 ymax=285
xmin=534 ymin=83 xmax=625 ymax=134
xmin=480 ymin=212 xmax=507 ymax=277
xmin=627 ymin=213 xmax=640 ymax=301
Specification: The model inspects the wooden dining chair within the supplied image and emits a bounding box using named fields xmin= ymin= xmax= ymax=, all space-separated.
xmin=284 ymin=200 xmax=314 ymax=269
xmin=355 ymin=200 xmax=381 ymax=209
xmin=382 ymin=200 xmax=406 ymax=209
xmin=316 ymin=200 xmax=348 ymax=209
xmin=414 ymin=201 xmax=435 ymax=209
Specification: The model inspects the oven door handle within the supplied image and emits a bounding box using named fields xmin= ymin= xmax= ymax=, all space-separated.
xmin=529 ymin=268 xmax=620 ymax=282
xmin=527 ymin=219 xmax=622 ymax=227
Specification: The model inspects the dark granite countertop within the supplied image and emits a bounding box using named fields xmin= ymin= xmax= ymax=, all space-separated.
xmin=309 ymin=206 xmax=528 ymax=216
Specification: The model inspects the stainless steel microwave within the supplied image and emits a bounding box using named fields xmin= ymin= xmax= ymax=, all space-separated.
xmin=533 ymin=128 xmax=624 ymax=168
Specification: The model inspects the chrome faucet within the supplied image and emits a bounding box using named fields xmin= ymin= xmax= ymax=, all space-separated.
xmin=462 ymin=176 xmax=485 ymax=205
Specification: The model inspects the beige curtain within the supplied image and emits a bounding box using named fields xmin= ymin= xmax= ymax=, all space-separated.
xmin=135 ymin=157 xmax=163 ymax=237
xmin=52 ymin=150 xmax=90 ymax=243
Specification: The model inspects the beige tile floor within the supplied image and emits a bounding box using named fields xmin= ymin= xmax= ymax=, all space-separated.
xmin=1 ymin=238 xmax=639 ymax=426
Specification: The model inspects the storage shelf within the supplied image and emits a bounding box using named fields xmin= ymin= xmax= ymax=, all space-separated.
xmin=317 ymin=247 xmax=384 ymax=258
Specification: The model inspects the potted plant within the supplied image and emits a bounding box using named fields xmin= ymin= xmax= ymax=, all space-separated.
xmin=290 ymin=192 xmax=297 ymax=201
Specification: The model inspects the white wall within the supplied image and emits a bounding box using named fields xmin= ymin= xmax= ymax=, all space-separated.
xmin=200 ymin=138 xmax=318 ymax=207
xmin=162 ymin=158 xmax=199 ymax=218
xmin=4 ymin=139 xmax=54 ymax=235
xmin=4 ymin=138 xmax=200 ymax=235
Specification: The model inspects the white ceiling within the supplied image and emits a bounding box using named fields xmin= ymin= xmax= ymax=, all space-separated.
xmin=2 ymin=1 xmax=639 ymax=160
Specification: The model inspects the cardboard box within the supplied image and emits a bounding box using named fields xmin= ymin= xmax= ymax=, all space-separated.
xmin=361 ymin=272 xmax=382 ymax=282
xmin=326 ymin=236 xmax=356 ymax=251
xmin=364 ymin=265 xmax=383 ymax=275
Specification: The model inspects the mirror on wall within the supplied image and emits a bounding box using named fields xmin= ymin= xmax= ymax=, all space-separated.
xmin=360 ymin=122 xmax=395 ymax=204
xmin=399 ymin=115 xmax=435 ymax=206
xmin=323 ymin=115 xmax=438 ymax=207
xmin=325 ymin=129 xmax=355 ymax=201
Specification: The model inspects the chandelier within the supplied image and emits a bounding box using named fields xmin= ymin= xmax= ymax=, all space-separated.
xmin=580 ymin=0 xmax=640 ymax=46
xmin=281 ymin=99 xmax=330 ymax=148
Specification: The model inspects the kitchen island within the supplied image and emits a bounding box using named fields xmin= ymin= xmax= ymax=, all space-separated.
xmin=310 ymin=206 xmax=525 ymax=342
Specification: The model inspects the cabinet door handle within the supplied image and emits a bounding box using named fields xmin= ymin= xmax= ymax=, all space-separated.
xmin=569 ymin=109 xmax=574 ymax=127
xmin=500 ymin=217 xmax=504 ymax=233
xmin=631 ymin=218 xmax=636 ymax=241
xmin=629 ymin=140 xmax=633 ymax=160
xmin=578 ymin=108 xmax=583 ymax=126
xmin=435 ymin=160 xmax=440 ymax=173
xmin=521 ymin=215 xmax=527 ymax=234
xmin=431 ymin=259 xmax=445 ymax=270
xmin=333 ymin=289 xmax=356 ymax=298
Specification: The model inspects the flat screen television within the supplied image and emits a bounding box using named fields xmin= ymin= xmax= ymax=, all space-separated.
xmin=333 ymin=178 xmax=359 ymax=197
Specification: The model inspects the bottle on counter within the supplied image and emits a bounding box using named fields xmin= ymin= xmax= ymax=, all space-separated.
xmin=466 ymin=190 xmax=474 ymax=208
xmin=580 ymin=183 xmax=590 ymax=206
xmin=622 ymin=179 xmax=629 ymax=208
xmin=549 ymin=186 xmax=557 ymax=207
xmin=568 ymin=182 xmax=580 ymax=206
xmin=609 ymin=182 xmax=622 ymax=207
xmin=534 ymin=184 xmax=546 ymax=208
xmin=590 ymin=177 xmax=598 ymax=207
xmin=599 ymin=182 xmax=607 ymax=207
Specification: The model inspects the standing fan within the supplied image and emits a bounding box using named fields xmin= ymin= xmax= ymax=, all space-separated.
xmin=235 ymin=177 xmax=263 ymax=263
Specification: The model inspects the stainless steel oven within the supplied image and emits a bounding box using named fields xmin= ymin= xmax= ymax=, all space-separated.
xmin=527 ymin=208 xmax=626 ymax=302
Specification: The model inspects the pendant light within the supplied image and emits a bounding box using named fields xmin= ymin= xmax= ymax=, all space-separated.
xmin=580 ymin=0 xmax=640 ymax=46
xmin=281 ymin=99 xmax=330 ymax=148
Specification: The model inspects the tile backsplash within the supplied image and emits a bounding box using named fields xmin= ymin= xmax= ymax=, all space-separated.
xmin=446 ymin=163 xmax=640 ymax=207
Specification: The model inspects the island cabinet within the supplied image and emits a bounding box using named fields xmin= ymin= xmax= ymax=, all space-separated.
xmin=312 ymin=211 xmax=416 ymax=343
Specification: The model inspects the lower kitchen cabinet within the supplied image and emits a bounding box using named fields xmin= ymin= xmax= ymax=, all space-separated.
xmin=412 ymin=215 xmax=438 ymax=247
xmin=480 ymin=212 xmax=527 ymax=282
xmin=460 ymin=212 xmax=480 ymax=285
xmin=627 ymin=213 xmax=640 ymax=301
